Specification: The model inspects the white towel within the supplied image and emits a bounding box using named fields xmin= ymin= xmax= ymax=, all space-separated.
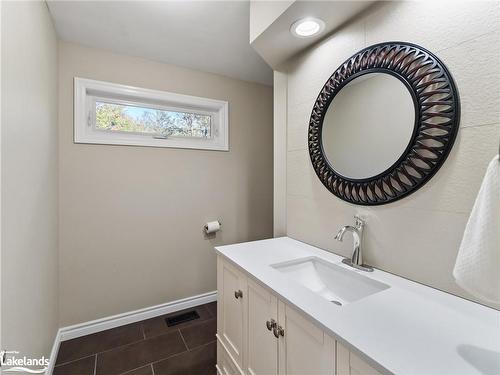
xmin=453 ymin=155 xmax=500 ymax=303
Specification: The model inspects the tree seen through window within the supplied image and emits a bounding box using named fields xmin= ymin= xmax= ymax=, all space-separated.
xmin=95 ymin=101 xmax=211 ymax=138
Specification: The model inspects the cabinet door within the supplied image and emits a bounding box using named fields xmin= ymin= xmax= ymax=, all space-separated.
xmin=336 ymin=342 xmax=382 ymax=375
xmin=245 ymin=279 xmax=279 ymax=375
xmin=278 ymin=302 xmax=335 ymax=375
xmin=217 ymin=339 xmax=244 ymax=375
xmin=218 ymin=257 xmax=247 ymax=368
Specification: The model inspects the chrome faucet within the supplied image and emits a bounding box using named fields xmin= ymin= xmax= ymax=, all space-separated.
xmin=334 ymin=216 xmax=373 ymax=272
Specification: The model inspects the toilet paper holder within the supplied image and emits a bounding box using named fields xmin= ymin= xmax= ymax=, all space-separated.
xmin=204 ymin=220 xmax=222 ymax=234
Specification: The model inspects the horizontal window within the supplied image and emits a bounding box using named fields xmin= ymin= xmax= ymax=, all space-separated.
xmin=74 ymin=78 xmax=228 ymax=150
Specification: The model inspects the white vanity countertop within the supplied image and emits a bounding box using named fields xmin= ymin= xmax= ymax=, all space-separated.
xmin=215 ymin=237 xmax=500 ymax=375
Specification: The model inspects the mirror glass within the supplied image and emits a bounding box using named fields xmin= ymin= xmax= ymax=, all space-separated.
xmin=321 ymin=73 xmax=415 ymax=180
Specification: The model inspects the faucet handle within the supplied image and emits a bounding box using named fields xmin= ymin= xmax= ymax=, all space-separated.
xmin=354 ymin=215 xmax=365 ymax=228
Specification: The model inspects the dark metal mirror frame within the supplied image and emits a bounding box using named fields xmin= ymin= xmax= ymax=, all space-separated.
xmin=308 ymin=41 xmax=460 ymax=205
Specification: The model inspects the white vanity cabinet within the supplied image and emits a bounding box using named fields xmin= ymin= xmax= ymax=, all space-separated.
xmin=245 ymin=279 xmax=279 ymax=375
xmin=217 ymin=257 xmax=247 ymax=369
xmin=336 ymin=343 xmax=382 ymax=375
xmin=215 ymin=237 xmax=500 ymax=375
xmin=278 ymin=301 xmax=336 ymax=375
xmin=216 ymin=256 xmax=379 ymax=375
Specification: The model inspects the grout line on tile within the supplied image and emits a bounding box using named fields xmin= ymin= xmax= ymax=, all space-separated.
xmin=55 ymin=326 xmax=147 ymax=366
xmin=56 ymin=303 xmax=214 ymax=372
xmin=57 ymin=332 xmax=154 ymax=368
xmin=151 ymin=363 xmax=156 ymax=375
xmin=187 ymin=338 xmax=217 ymax=352
xmin=148 ymin=340 xmax=216 ymax=367
xmin=58 ymin=336 xmax=148 ymax=365
xmin=178 ymin=329 xmax=189 ymax=351
xmin=94 ymin=316 xmax=207 ymax=358
xmin=53 ymin=354 xmax=97 ymax=368
xmin=93 ymin=355 xmax=97 ymax=375
xmin=119 ymin=364 xmax=152 ymax=375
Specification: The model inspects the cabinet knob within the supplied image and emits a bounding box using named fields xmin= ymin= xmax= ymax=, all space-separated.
xmin=273 ymin=325 xmax=284 ymax=338
xmin=266 ymin=319 xmax=276 ymax=331
xmin=234 ymin=290 xmax=243 ymax=299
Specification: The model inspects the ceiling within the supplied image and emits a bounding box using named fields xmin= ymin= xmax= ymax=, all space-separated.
xmin=47 ymin=1 xmax=273 ymax=85
xmin=251 ymin=1 xmax=375 ymax=68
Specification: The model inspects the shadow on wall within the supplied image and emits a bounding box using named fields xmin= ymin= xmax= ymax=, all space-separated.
xmin=456 ymin=344 xmax=500 ymax=375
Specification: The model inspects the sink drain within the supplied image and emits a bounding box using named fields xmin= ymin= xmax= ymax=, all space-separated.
xmin=330 ymin=300 xmax=342 ymax=306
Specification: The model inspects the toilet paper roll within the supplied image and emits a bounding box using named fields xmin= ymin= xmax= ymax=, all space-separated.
xmin=204 ymin=221 xmax=221 ymax=234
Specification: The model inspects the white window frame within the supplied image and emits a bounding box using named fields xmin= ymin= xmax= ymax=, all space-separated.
xmin=74 ymin=77 xmax=229 ymax=151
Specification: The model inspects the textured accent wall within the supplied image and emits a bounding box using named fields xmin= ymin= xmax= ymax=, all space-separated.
xmin=284 ymin=1 xmax=499 ymax=309
xmin=58 ymin=42 xmax=273 ymax=325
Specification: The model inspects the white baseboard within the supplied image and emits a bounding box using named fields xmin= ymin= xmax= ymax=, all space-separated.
xmin=60 ymin=290 xmax=217 ymax=341
xmin=47 ymin=291 xmax=217 ymax=374
xmin=47 ymin=329 xmax=62 ymax=375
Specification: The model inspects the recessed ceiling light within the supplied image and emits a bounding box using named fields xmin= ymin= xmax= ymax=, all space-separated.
xmin=290 ymin=17 xmax=325 ymax=38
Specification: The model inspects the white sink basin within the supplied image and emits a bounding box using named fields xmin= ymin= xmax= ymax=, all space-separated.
xmin=271 ymin=256 xmax=389 ymax=306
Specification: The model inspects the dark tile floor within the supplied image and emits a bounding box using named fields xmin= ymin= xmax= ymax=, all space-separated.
xmin=54 ymin=302 xmax=217 ymax=375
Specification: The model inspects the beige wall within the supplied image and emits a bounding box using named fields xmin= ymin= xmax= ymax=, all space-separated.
xmin=273 ymin=71 xmax=287 ymax=236
xmin=283 ymin=1 xmax=500 ymax=308
xmin=59 ymin=42 xmax=273 ymax=325
xmin=249 ymin=0 xmax=294 ymax=43
xmin=1 ymin=0 xmax=59 ymax=356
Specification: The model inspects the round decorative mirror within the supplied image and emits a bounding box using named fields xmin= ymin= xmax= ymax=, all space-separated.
xmin=322 ymin=72 xmax=416 ymax=180
xmin=309 ymin=42 xmax=460 ymax=205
